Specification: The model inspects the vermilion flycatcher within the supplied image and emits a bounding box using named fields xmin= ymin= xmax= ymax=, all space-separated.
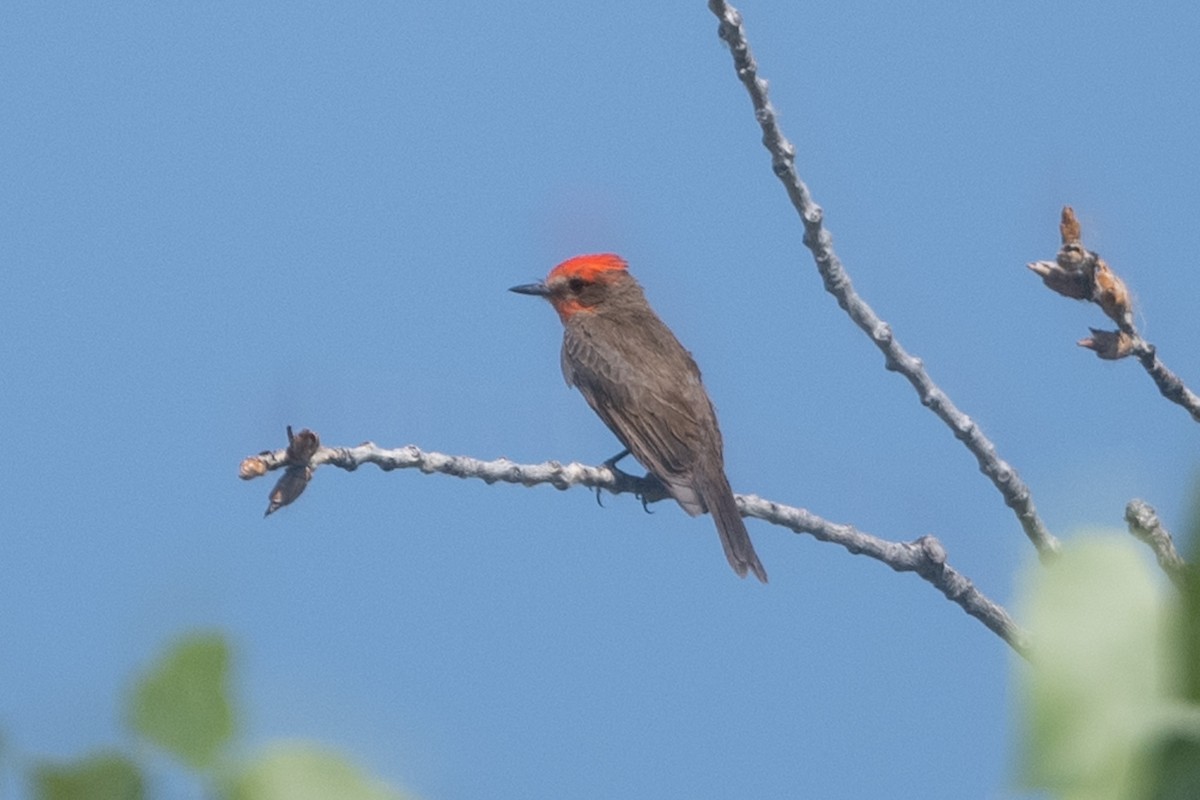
xmin=511 ymin=254 xmax=767 ymax=582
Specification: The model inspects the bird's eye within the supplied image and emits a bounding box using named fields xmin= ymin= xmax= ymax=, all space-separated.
xmin=567 ymin=278 xmax=587 ymax=293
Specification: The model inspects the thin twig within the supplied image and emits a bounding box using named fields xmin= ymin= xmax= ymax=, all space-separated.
xmin=1129 ymin=340 xmax=1200 ymax=424
xmin=241 ymin=440 xmax=1029 ymax=655
xmin=705 ymin=0 xmax=1058 ymax=559
xmin=1125 ymin=498 xmax=1189 ymax=590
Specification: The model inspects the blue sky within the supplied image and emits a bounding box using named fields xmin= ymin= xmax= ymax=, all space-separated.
xmin=4 ymin=2 xmax=1199 ymax=797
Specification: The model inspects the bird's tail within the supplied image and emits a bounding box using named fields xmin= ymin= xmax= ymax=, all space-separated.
xmin=700 ymin=469 xmax=767 ymax=583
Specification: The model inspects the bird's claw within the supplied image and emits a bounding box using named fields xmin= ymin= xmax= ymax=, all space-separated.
xmin=635 ymin=472 xmax=669 ymax=514
xmin=595 ymin=449 xmax=666 ymax=515
xmin=592 ymin=448 xmax=638 ymax=510
xmin=595 ymin=449 xmax=632 ymax=507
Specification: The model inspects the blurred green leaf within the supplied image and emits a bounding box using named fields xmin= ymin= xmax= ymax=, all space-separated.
xmin=1152 ymin=484 xmax=1200 ymax=798
xmin=1144 ymin=730 xmax=1200 ymax=800
xmin=1180 ymin=488 xmax=1200 ymax=704
xmin=1017 ymin=536 xmax=1171 ymax=799
xmin=1178 ymin=563 xmax=1200 ymax=706
xmin=32 ymin=751 xmax=143 ymax=800
xmin=126 ymin=630 xmax=234 ymax=770
xmin=226 ymin=741 xmax=412 ymax=800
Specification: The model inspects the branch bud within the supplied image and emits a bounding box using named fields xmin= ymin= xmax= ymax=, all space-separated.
xmin=1059 ymin=205 xmax=1082 ymax=245
xmin=264 ymin=427 xmax=321 ymax=516
xmin=1027 ymin=259 xmax=1091 ymax=300
xmin=1078 ymin=328 xmax=1134 ymax=360
xmin=239 ymin=457 xmax=268 ymax=480
xmin=1093 ymin=258 xmax=1133 ymax=331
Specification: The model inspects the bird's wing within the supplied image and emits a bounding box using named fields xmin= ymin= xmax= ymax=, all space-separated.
xmin=561 ymin=322 xmax=715 ymax=515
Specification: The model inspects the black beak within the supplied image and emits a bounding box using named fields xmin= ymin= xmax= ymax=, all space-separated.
xmin=509 ymin=281 xmax=551 ymax=297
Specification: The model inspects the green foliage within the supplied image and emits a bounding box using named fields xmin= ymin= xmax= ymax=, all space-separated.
xmin=1142 ymin=733 xmax=1200 ymax=800
xmin=127 ymin=630 xmax=234 ymax=770
xmin=1180 ymin=487 xmax=1200 ymax=705
xmin=1017 ymin=536 xmax=1200 ymax=799
xmin=31 ymin=751 xmax=143 ymax=800
xmin=18 ymin=630 xmax=412 ymax=800
xmin=1142 ymin=500 xmax=1200 ymax=800
xmin=227 ymin=742 xmax=412 ymax=800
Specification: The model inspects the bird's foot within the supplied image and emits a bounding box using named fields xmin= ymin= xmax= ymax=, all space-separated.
xmin=603 ymin=448 xmax=631 ymax=469
xmin=595 ymin=449 xmax=631 ymax=507
xmin=594 ymin=450 xmax=668 ymax=514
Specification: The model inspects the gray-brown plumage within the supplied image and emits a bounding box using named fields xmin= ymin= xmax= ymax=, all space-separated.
xmin=511 ymin=253 xmax=767 ymax=583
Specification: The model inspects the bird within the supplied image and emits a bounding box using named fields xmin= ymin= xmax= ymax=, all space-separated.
xmin=510 ymin=253 xmax=767 ymax=582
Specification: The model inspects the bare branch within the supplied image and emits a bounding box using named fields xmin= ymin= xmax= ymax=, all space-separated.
xmin=705 ymin=0 xmax=1058 ymax=559
xmin=1030 ymin=207 xmax=1200 ymax=423
xmin=1125 ymin=498 xmax=1189 ymax=590
xmin=736 ymin=494 xmax=1029 ymax=654
xmin=241 ymin=436 xmax=1029 ymax=655
xmin=1129 ymin=340 xmax=1200 ymax=424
